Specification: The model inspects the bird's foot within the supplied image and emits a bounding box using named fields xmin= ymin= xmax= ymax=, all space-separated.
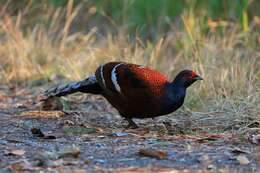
xmin=125 ymin=118 xmax=139 ymax=129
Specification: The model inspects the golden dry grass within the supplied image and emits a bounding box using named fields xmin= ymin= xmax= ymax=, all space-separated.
xmin=0 ymin=2 xmax=259 ymax=135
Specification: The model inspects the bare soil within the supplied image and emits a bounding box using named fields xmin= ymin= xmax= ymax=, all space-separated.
xmin=0 ymin=85 xmax=259 ymax=173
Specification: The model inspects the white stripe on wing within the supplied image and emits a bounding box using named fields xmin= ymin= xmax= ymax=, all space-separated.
xmin=100 ymin=65 xmax=106 ymax=88
xmin=111 ymin=63 xmax=124 ymax=93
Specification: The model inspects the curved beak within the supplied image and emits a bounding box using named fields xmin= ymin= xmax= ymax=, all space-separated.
xmin=194 ymin=76 xmax=203 ymax=81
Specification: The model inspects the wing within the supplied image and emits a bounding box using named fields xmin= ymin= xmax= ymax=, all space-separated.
xmin=94 ymin=62 xmax=169 ymax=116
xmin=116 ymin=63 xmax=168 ymax=98
xmin=95 ymin=61 xmax=168 ymax=98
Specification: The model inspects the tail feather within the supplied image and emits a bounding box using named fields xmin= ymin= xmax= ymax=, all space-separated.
xmin=43 ymin=76 xmax=102 ymax=100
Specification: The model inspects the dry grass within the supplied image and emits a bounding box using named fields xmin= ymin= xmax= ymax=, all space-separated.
xmin=0 ymin=2 xmax=259 ymax=135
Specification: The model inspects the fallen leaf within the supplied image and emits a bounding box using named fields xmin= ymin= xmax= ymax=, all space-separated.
xmin=63 ymin=127 xmax=96 ymax=135
xmin=236 ymin=155 xmax=250 ymax=165
xmin=197 ymin=137 xmax=218 ymax=143
xmin=63 ymin=160 xmax=79 ymax=166
xmin=229 ymin=147 xmax=251 ymax=154
xmin=20 ymin=110 xmax=65 ymax=119
xmin=96 ymin=167 xmax=178 ymax=173
xmin=9 ymin=161 xmax=27 ymax=171
xmin=124 ymin=127 xmax=150 ymax=135
xmin=0 ymin=91 xmax=8 ymax=101
xmin=57 ymin=167 xmax=86 ymax=173
xmin=9 ymin=160 xmax=37 ymax=172
xmin=31 ymin=128 xmax=57 ymax=139
xmin=58 ymin=147 xmax=81 ymax=158
xmin=138 ymin=149 xmax=168 ymax=159
xmin=5 ymin=149 xmax=26 ymax=156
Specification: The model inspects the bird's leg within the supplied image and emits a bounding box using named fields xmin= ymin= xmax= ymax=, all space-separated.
xmin=125 ymin=118 xmax=139 ymax=129
xmin=152 ymin=117 xmax=157 ymax=121
xmin=152 ymin=117 xmax=160 ymax=130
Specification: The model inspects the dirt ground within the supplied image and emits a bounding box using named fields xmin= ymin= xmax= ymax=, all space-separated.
xmin=0 ymin=85 xmax=259 ymax=173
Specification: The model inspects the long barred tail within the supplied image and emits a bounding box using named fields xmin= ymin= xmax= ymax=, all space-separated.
xmin=42 ymin=76 xmax=102 ymax=100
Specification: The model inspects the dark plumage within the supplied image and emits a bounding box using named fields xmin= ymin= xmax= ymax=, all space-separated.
xmin=43 ymin=62 xmax=203 ymax=128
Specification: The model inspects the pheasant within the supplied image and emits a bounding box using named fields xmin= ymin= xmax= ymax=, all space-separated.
xmin=43 ymin=62 xmax=203 ymax=128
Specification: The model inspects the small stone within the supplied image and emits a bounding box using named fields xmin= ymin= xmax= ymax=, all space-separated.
xmin=58 ymin=147 xmax=81 ymax=158
xmin=138 ymin=148 xmax=168 ymax=159
xmin=207 ymin=164 xmax=216 ymax=169
xmin=5 ymin=149 xmax=25 ymax=156
xmin=236 ymin=155 xmax=250 ymax=165
xmin=111 ymin=132 xmax=129 ymax=137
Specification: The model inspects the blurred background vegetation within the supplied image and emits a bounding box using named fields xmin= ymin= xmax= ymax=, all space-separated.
xmin=1 ymin=0 xmax=259 ymax=39
xmin=0 ymin=0 xmax=259 ymax=114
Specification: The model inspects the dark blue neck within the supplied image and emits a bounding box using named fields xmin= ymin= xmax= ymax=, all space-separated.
xmin=160 ymin=82 xmax=186 ymax=114
xmin=167 ymin=82 xmax=186 ymax=102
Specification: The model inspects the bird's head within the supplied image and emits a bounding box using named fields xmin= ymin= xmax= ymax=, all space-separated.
xmin=172 ymin=70 xmax=203 ymax=88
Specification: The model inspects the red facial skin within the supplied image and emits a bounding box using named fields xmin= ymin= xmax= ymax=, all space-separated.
xmin=187 ymin=71 xmax=199 ymax=80
xmin=191 ymin=71 xmax=198 ymax=78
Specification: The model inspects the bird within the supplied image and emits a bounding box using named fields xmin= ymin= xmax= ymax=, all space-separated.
xmin=42 ymin=62 xmax=203 ymax=128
